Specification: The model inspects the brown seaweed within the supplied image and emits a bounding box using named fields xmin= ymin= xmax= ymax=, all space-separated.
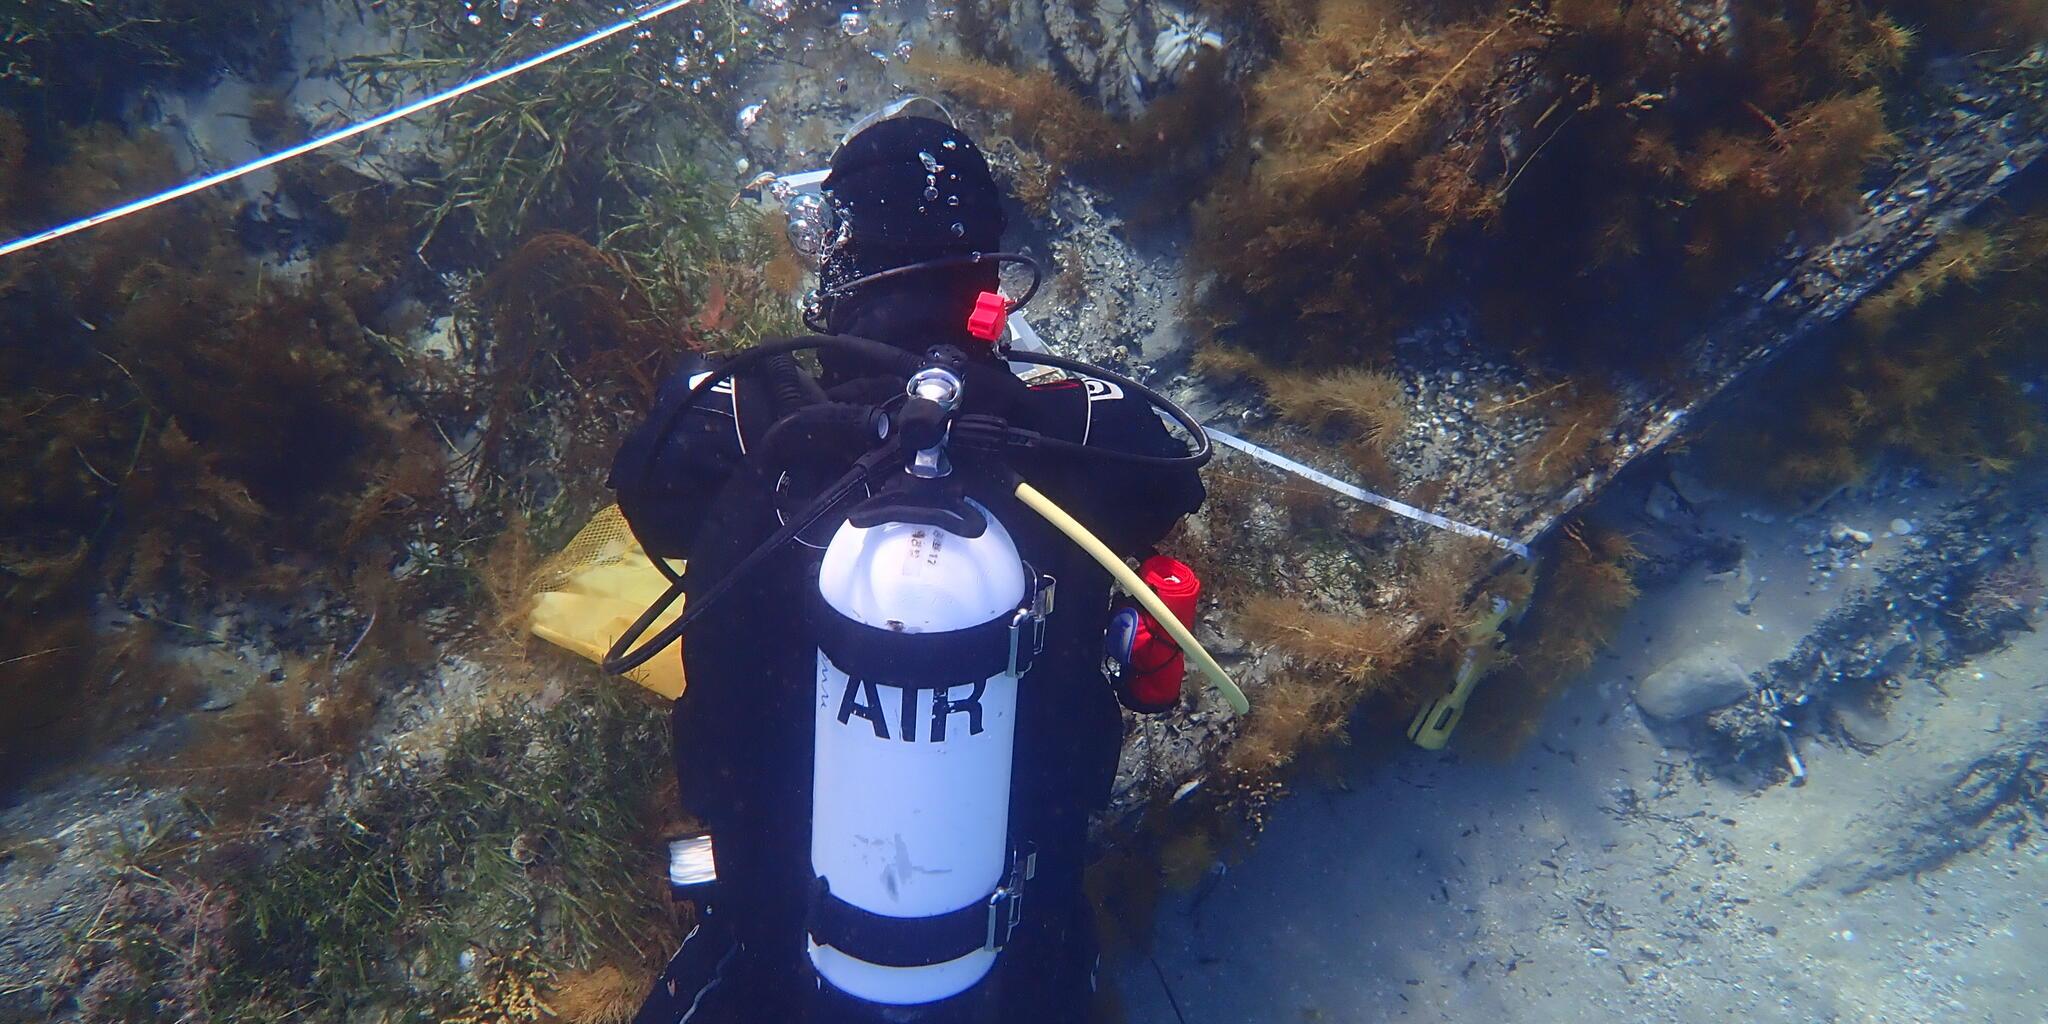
xmin=0 ymin=127 xmax=449 ymax=786
xmin=1187 ymin=0 xmax=1914 ymax=367
xmin=1743 ymin=210 xmax=2048 ymax=494
xmin=1461 ymin=521 xmax=1640 ymax=753
xmin=1225 ymin=596 xmax=1419 ymax=776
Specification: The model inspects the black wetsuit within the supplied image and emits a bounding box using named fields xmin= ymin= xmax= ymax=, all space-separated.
xmin=612 ymin=285 xmax=1203 ymax=1023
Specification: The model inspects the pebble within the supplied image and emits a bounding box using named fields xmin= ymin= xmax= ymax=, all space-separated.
xmin=1645 ymin=482 xmax=1684 ymax=522
xmin=1829 ymin=524 xmax=1874 ymax=547
xmin=1635 ymin=644 xmax=1756 ymax=720
xmin=1835 ymin=700 xmax=1910 ymax=747
xmin=1890 ymin=518 xmax=1914 ymax=536
xmin=198 ymin=688 xmax=241 ymax=712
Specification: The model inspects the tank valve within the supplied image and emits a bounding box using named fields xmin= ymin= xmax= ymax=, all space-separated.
xmin=903 ymin=366 xmax=964 ymax=479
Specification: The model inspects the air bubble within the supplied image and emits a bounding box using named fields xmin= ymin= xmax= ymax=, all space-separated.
xmin=748 ymin=0 xmax=794 ymax=21
xmin=924 ymin=186 xmax=939 ymax=201
xmin=950 ymin=223 xmax=965 ymax=237
xmin=466 ymin=11 xmax=484 ymax=25
xmin=942 ymin=139 xmax=959 ymax=151
xmin=692 ymin=27 xmax=706 ymax=42
xmin=918 ymin=151 xmax=941 ymax=173
xmin=499 ymin=0 xmax=520 ymax=19
xmin=947 ymin=195 xmax=960 ymax=206
xmin=839 ymin=11 xmax=869 ymax=35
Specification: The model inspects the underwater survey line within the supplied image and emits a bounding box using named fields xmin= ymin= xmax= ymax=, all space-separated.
xmin=0 ymin=0 xmax=702 ymax=261
xmin=1204 ymin=425 xmax=1532 ymax=560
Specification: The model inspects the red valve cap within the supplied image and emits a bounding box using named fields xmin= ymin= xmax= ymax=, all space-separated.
xmin=966 ymin=291 xmax=1008 ymax=342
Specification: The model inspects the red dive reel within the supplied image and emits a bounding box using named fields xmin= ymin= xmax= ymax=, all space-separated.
xmin=1104 ymin=555 xmax=1202 ymax=714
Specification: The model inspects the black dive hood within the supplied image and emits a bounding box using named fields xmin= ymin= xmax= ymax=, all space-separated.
xmin=819 ymin=115 xmax=1006 ymax=284
xmin=814 ymin=116 xmax=1013 ymax=341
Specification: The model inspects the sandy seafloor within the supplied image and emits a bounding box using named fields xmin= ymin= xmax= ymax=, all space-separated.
xmin=1112 ymin=471 xmax=2048 ymax=1024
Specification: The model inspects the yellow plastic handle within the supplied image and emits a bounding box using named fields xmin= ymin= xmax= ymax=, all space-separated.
xmin=1407 ymin=650 xmax=1483 ymax=750
xmin=1013 ymin=481 xmax=1250 ymax=715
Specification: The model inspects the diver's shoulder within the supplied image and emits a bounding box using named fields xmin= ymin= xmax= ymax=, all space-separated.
xmin=1036 ymin=371 xmax=1163 ymax=442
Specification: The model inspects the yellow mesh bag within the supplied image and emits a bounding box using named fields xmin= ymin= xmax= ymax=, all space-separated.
xmin=527 ymin=505 xmax=687 ymax=699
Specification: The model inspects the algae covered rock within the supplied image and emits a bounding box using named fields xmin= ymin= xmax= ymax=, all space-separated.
xmin=1635 ymin=643 xmax=1754 ymax=721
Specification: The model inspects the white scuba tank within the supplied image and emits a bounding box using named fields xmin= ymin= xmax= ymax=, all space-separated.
xmin=810 ymin=498 xmax=1029 ymax=1005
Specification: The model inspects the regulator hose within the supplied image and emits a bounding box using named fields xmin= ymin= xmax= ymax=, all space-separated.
xmin=806 ymin=252 xmax=1046 ymax=333
xmin=603 ymin=440 xmax=904 ymax=677
xmin=1012 ymin=479 xmax=1249 ymax=715
xmin=765 ymin=351 xmax=829 ymax=412
xmin=633 ymin=334 xmax=921 ymax=489
xmin=999 ymin=351 xmax=1210 ymax=469
xmin=760 ymin=402 xmax=886 ymax=465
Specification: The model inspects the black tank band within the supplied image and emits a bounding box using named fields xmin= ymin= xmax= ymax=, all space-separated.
xmin=808 ymin=568 xmax=1049 ymax=687
xmin=807 ymin=876 xmax=1016 ymax=969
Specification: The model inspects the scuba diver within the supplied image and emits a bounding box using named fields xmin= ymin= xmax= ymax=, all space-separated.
xmin=604 ymin=112 xmax=1214 ymax=1023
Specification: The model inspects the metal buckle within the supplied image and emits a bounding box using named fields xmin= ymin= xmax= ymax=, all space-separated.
xmin=666 ymin=833 xmax=718 ymax=900
xmin=984 ymin=844 xmax=1037 ymax=951
xmin=1007 ymin=610 xmax=1030 ymax=677
xmin=985 ymin=887 xmax=1017 ymax=951
xmin=1006 ymin=573 xmax=1056 ymax=676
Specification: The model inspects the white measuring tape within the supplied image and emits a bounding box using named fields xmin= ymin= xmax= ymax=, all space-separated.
xmin=8 ymin=27 xmax=1536 ymax=570
xmin=0 ymin=0 xmax=701 ymax=260
xmin=1205 ymin=425 xmax=1532 ymax=559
